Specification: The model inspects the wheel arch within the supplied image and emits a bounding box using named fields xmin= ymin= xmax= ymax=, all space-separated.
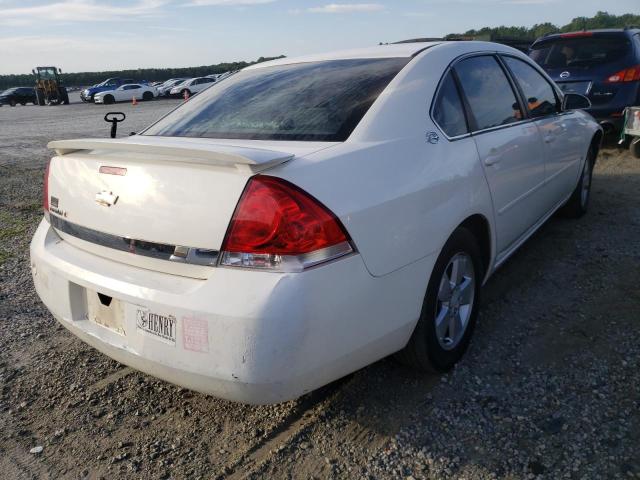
xmin=458 ymin=214 xmax=492 ymax=283
xmin=590 ymin=128 xmax=603 ymax=165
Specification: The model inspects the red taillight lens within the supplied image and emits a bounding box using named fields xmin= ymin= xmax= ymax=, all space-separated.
xmin=43 ymin=159 xmax=51 ymax=213
xmin=220 ymin=176 xmax=352 ymax=271
xmin=604 ymin=65 xmax=640 ymax=83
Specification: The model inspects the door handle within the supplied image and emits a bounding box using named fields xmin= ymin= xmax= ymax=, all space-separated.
xmin=484 ymin=156 xmax=500 ymax=166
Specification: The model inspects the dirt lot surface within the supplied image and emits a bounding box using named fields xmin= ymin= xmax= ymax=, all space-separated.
xmin=1 ymin=100 xmax=639 ymax=480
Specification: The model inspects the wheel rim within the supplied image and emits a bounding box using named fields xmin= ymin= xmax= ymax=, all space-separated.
xmin=580 ymin=158 xmax=591 ymax=207
xmin=435 ymin=252 xmax=475 ymax=351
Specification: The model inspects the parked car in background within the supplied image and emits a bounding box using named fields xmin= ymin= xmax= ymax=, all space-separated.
xmin=530 ymin=28 xmax=640 ymax=133
xmin=157 ymin=78 xmax=189 ymax=97
xmin=94 ymin=84 xmax=156 ymax=104
xmin=169 ymin=77 xmax=216 ymax=97
xmin=33 ymin=41 xmax=601 ymax=404
xmin=0 ymin=87 xmax=37 ymax=106
xmin=81 ymin=78 xmax=136 ymax=102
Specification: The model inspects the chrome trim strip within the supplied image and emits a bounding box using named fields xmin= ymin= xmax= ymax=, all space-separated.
xmin=49 ymin=215 xmax=218 ymax=266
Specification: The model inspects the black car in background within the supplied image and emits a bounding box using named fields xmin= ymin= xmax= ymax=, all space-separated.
xmin=0 ymin=87 xmax=37 ymax=106
xmin=529 ymin=28 xmax=640 ymax=133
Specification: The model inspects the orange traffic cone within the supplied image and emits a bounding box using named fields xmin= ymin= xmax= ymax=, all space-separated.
xmin=132 ymin=96 xmax=138 ymax=106
xmin=183 ymin=90 xmax=190 ymax=101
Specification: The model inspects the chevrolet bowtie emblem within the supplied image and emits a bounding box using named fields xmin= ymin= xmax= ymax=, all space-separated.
xmin=95 ymin=190 xmax=119 ymax=207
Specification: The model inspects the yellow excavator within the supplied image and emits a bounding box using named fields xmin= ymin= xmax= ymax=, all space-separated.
xmin=32 ymin=66 xmax=69 ymax=106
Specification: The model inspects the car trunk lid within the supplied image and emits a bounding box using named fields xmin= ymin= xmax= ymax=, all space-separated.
xmin=45 ymin=136 xmax=331 ymax=278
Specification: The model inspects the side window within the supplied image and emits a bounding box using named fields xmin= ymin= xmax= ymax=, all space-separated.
xmin=432 ymin=71 xmax=468 ymax=137
xmin=454 ymin=56 xmax=523 ymax=131
xmin=503 ymin=56 xmax=558 ymax=118
xmin=130 ymin=85 xmax=141 ymax=90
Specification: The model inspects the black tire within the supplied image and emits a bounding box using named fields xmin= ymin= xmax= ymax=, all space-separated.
xmin=396 ymin=227 xmax=483 ymax=372
xmin=142 ymin=91 xmax=153 ymax=101
xmin=61 ymin=89 xmax=69 ymax=105
xmin=36 ymin=90 xmax=45 ymax=106
xmin=103 ymin=95 xmax=115 ymax=105
xmin=630 ymin=137 xmax=640 ymax=159
xmin=9 ymin=99 xmax=16 ymax=107
xmin=560 ymin=144 xmax=596 ymax=218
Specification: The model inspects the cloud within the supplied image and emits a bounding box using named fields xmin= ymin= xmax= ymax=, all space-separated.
xmin=0 ymin=0 xmax=167 ymax=25
xmin=307 ymin=3 xmax=384 ymax=13
xmin=501 ymin=0 xmax=558 ymax=3
xmin=186 ymin=0 xmax=275 ymax=5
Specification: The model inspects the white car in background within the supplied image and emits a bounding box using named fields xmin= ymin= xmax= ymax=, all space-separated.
xmin=156 ymin=78 xmax=188 ymax=97
xmin=94 ymin=84 xmax=157 ymax=104
xmin=169 ymin=77 xmax=216 ymax=97
xmin=32 ymin=41 xmax=601 ymax=404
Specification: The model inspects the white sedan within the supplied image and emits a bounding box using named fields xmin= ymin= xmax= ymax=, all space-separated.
xmin=169 ymin=76 xmax=216 ymax=97
xmin=31 ymin=41 xmax=601 ymax=404
xmin=94 ymin=84 xmax=157 ymax=104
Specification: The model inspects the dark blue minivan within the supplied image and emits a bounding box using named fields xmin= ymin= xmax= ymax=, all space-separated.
xmin=530 ymin=28 xmax=640 ymax=133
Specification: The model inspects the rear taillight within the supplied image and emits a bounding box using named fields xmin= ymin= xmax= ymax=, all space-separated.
xmin=43 ymin=159 xmax=51 ymax=216
xmin=220 ymin=175 xmax=353 ymax=272
xmin=604 ymin=65 xmax=640 ymax=83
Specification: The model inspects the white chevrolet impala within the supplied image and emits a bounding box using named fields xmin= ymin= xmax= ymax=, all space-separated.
xmin=31 ymin=42 xmax=601 ymax=404
xmin=94 ymin=84 xmax=157 ymax=104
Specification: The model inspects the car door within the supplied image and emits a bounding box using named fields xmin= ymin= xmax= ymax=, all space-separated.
xmin=454 ymin=55 xmax=548 ymax=256
xmin=129 ymin=85 xmax=143 ymax=99
xmin=502 ymin=55 xmax=584 ymax=210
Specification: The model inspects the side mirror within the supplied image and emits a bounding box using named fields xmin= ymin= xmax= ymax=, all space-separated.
xmin=58 ymin=68 xmax=62 ymax=74
xmin=562 ymin=93 xmax=591 ymax=111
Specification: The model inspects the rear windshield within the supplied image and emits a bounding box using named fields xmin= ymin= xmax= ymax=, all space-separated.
xmin=143 ymin=58 xmax=409 ymax=142
xmin=530 ymin=36 xmax=632 ymax=68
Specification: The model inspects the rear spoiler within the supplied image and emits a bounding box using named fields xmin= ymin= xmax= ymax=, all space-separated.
xmin=47 ymin=137 xmax=294 ymax=172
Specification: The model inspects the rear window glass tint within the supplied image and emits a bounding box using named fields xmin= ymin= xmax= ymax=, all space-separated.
xmin=432 ymin=72 xmax=468 ymax=137
xmin=503 ymin=57 xmax=558 ymax=118
xmin=530 ymin=36 xmax=632 ymax=68
xmin=454 ymin=56 xmax=523 ymax=131
xmin=143 ymin=58 xmax=410 ymax=142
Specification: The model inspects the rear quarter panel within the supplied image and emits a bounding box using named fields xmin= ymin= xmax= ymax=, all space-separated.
xmin=274 ymin=43 xmax=496 ymax=277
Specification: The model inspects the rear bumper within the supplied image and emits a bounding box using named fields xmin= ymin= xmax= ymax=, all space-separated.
xmin=30 ymin=219 xmax=430 ymax=404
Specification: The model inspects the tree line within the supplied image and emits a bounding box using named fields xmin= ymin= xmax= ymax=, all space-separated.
xmin=0 ymin=56 xmax=284 ymax=91
xmin=447 ymin=11 xmax=640 ymax=41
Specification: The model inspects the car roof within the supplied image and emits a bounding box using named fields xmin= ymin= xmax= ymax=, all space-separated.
xmin=245 ymin=42 xmax=441 ymax=70
xmin=535 ymin=28 xmax=640 ymax=43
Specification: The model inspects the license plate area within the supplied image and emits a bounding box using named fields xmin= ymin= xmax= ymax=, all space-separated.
xmin=86 ymin=289 xmax=125 ymax=335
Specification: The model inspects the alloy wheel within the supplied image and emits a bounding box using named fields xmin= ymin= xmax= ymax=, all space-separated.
xmin=435 ymin=252 xmax=475 ymax=351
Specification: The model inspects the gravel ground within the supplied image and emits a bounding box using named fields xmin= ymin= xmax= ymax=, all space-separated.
xmin=0 ymin=99 xmax=639 ymax=479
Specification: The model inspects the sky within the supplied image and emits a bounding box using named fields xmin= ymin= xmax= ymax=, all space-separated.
xmin=0 ymin=0 xmax=637 ymax=75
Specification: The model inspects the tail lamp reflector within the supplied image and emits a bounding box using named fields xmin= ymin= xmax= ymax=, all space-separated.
xmin=220 ymin=175 xmax=353 ymax=272
xmin=605 ymin=65 xmax=640 ymax=83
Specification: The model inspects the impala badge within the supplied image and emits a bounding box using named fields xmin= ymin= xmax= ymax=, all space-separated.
xmin=560 ymin=71 xmax=570 ymax=79
xmin=426 ymin=131 xmax=440 ymax=144
xmin=95 ymin=190 xmax=119 ymax=207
